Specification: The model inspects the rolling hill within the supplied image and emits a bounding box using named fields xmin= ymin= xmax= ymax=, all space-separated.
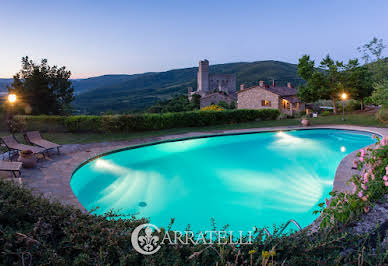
xmin=73 ymin=60 xmax=303 ymax=113
xmin=0 ymin=79 xmax=13 ymax=94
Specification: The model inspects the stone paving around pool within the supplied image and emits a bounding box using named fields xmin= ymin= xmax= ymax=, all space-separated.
xmin=2 ymin=125 xmax=388 ymax=212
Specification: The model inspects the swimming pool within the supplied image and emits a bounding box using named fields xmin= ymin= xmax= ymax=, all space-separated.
xmin=70 ymin=129 xmax=377 ymax=232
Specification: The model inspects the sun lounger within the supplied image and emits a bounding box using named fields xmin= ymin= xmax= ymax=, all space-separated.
xmin=24 ymin=131 xmax=61 ymax=154
xmin=0 ymin=160 xmax=22 ymax=178
xmin=1 ymin=135 xmax=45 ymax=160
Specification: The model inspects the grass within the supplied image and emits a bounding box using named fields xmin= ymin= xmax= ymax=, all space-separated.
xmin=0 ymin=112 xmax=386 ymax=145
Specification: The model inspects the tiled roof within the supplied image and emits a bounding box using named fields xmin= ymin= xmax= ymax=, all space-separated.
xmin=238 ymin=85 xmax=298 ymax=96
xmin=265 ymin=86 xmax=298 ymax=96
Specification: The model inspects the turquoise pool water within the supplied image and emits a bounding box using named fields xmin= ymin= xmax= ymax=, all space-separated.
xmin=70 ymin=129 xmax=376 ymax=232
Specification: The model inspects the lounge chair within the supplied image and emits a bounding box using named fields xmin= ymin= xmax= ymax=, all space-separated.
xmin=24 ymin=131 xmax=61 ymax=154
xmin=0 ymin=135 xmax=45 ymax=160
xmin=0 ymin=160 xmax=22 ymax=178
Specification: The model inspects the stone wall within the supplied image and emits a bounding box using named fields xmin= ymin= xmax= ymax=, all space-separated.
xmin=237 ymin=87 xmax=280 ymax=110
xmin=200 ymin=92 xmax=235 ymax=108
xmin=209 ymin=74 xmax=236 ymax=94
xmin=279 ymin=97 xmax=306 ymax=116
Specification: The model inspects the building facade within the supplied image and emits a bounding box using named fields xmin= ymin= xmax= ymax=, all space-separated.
xmin=237 ymin=81 xmax=305 ymax=116
xmin=189 ymin=60 xmax=237 ymax=107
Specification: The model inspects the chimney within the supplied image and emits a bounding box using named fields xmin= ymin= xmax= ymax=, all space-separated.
xmin=287 ymin=82 xmax=293 ymax=88
xmin=272 ymin=80 xmax=276 ymax=87
xmin=259 ymin=81 xmax=264 ymax=88
xmin=240 ymin=84 xmax=245 ymax=90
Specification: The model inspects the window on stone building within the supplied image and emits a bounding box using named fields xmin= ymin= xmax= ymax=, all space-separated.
xmin=261 ymin=100 xmax=271 ymax=107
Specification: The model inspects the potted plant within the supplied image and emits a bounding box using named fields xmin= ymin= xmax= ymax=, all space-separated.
xmin=18 ymin=150 xmax=37 ymax=168
xmin=301 ymin=115 xmax=311 ymax=126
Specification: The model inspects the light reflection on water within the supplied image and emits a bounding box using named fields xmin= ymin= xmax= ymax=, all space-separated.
xmin=71 ymin=129 xmax=376 ymax=232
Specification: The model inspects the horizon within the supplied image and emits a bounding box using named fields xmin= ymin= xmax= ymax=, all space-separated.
xmin=1 ymin=0 xmax=388 ymax=79
xmin=0 ymin=59 xmax=299 ymax=80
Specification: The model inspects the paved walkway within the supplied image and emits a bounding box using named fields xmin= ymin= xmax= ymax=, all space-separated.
xmin=12 ymin=125 xmax=388 ymax=211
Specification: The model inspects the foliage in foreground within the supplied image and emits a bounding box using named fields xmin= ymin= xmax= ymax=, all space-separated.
xmin=0 ymin=179 xmax=387 ymax=265
xmin=317 ymin=135 xmax=388 ymax=228
xmin=12 ymin=109 xmax=280 ymax=133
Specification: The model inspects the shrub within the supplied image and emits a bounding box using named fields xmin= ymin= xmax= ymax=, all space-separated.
xmin=0 ymin=177 xmax=386 ymax=264
xmin=369 ymin=80 xmax=388 ymax=105
xmin=13 ymin=109 xmax=280 ymax=133
xmin=345 ymin=99 xmax=361 ymax=112
xmin=317 ymin=135 xmax=388 ymax=228
xmin=64 ymin=115 xmax=104 ymax=132
xmin=321 ymin=110 xmax=332 ymax=116
xmin=376 ymin=106 xmax=388 ymax=124
xmin=200 ymin=104 xmax=224 ymax=111
xmin=16 ymin=115 xmax=67 ymax=132
xmin=337 ymin=100 xmax=361 ymax=112
xmin=7 ymin=116 xmax=26 ymax=133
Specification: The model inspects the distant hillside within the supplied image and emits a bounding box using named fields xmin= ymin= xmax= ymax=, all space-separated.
xmin=73 ymin=60 xmax=302 ymax=113
xmin=0 ymin=78 xmax=13 ymax=94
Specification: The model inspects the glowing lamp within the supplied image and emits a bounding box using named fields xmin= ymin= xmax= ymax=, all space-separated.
xmin=8 ymin=93 xmax=17 ymax=103
xmin=341 ymin=93 xmax=347 ymax=100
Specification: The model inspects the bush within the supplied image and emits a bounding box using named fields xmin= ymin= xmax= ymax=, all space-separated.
xmin=337 ymin=100 xmax=361 ymax=112
xmin=64 ymin=115 xmax=104 ymax=132
xmin=317 ymin=135 xmax=388 ymax=228
xmin=369 ymin=80 xmax=388 ymax=105
xmin=200 ymin=104 xmax=224 ymax=111
xmin=15 ymin=115 xmax=67 ymax=132
xmin=0 ymin=177 xmax=386 ymax=265
xmin=345 ymin=99 xmax=361 ymax=112
xmin=321 ymin=110 xmax=332 ymax=116
xmin=376 ymin=106 xmax=388 ymax=123
xmin=13 ymin=109 xmax=280 ymax=133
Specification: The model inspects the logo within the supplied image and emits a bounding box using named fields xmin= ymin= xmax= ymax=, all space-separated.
xmin=131 ymin=223 xmax=161 ymax=255
xmin=131 ymin=223 xmax=254 ymax=255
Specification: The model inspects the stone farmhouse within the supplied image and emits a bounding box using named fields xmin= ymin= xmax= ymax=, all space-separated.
xmin=237 ymin=81 xmax=305 ymax=116
xmin=188 ymin=60 xmax=237 ymax=108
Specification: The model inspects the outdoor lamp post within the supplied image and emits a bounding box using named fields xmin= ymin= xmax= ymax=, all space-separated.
xmin=341 ymin=92 xmax=347 ymax=121
xmin=7 ymin=93 xmax=17 ymax=133
xmin=8 ymin=93 xmax=16 ymax=105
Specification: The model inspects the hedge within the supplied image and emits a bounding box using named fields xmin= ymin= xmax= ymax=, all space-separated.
xmin=14 ymin=109 xmax=280 ymax=133
xmin=0 ymin=179 xmax=386 ymax=265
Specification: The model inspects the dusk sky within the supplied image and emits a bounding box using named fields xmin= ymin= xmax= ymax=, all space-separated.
xmin=1 ymin=0 xmax=387 ymax=78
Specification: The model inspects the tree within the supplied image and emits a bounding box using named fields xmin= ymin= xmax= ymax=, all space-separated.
xmin=297 ymin=54 xmax=344 ymax=114
xmin=146 ymin=94 xmax=200 ymax=113
xmin=343 ymin=59 xmax=373 ymax=110
xmin=218 ymin=101 xmax=229 ymax=109
xmin=369 ymin=80 xmax=388 ymax=106
xmin=9 ymin=57 xmax=74 ymax=115
xmin=357 ymin=37 xmax=388 ymax=83
xmin=297 ymin=55 xmax=320 ymax=103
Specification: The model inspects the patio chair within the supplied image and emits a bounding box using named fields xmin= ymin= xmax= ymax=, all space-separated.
xmin=0 ymin=160 xmax=22 ymax=178
xmin=0 ymin=135 xmax=45 ymax=161
xmin=24 ymin=131 xmax=61 ymax=154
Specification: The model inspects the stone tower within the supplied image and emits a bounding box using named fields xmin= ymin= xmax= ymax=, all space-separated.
xmin=197 ymin=60 xmax=209 ymax=93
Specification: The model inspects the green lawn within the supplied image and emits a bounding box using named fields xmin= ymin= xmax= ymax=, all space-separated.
xmin=0 ymin=112 xmax=386 ymax=145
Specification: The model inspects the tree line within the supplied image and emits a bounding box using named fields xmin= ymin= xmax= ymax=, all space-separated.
xmin=297 ymin=37 xmax=388 ymax=113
